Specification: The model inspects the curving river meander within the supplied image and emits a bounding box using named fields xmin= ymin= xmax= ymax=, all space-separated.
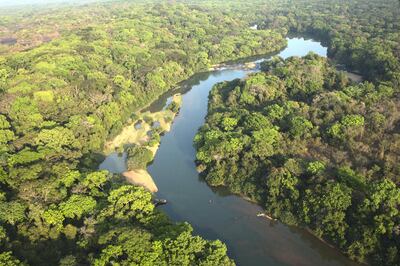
xmin=100 ymin=38 xmax=359 ymax=266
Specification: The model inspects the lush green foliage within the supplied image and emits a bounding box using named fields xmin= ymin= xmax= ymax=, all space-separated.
xmin=2 ymin=170 xmax=234 ymax=265
xmin=196 ymin=53 xmax=400 ymax=265
xmin=126 ymin=145 xmax=154 ymax=170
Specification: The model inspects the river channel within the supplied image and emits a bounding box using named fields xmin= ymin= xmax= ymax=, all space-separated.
xmin=100 ymin=37 xmax=359 ymax=266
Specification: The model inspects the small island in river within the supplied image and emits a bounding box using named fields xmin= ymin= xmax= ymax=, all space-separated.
xmin=104 ymin=94 xmax=182 ymax=192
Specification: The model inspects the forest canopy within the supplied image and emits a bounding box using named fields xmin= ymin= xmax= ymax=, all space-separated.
xmin=0 ymin=0 xmax=399 ymax=265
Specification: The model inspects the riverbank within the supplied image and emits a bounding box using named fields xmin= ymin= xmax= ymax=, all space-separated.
xmin=209 ymin=61 xmax=257 ymax=71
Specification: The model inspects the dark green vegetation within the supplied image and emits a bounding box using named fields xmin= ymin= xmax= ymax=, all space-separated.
xmin=195 ymin=0 xmax=400 ymax=262
xmin=196 ymin=53 xmax=400 ymax=265
xmin=1 ymin=172 xmax=234 ymax=265
xmin=126 ymin=145 xmax=153 ymax=170
xmin=0 ymin=1 xmax=288 ymax=265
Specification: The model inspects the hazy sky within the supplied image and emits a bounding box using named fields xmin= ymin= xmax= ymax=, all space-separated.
xmin=0 ymin=0 xmax=105 ymax=8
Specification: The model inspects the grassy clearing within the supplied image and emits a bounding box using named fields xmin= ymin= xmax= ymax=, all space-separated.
xmin=104 ymin=93 xmax=182 ymax=155
xmin=103 ymin=93 xmax=182 ymax=192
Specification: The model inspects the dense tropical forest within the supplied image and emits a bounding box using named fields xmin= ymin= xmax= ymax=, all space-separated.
xmin=0 ymin=0 xmax=399 ymax=265
xmin=195 ymin=0 xmax=400 ymax=265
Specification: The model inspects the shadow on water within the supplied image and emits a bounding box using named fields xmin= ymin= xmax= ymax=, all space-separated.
xmin=144 ymin=71 xmax=213 ymax=113
xmin=98 ymin=152 xmax=127 ymax=173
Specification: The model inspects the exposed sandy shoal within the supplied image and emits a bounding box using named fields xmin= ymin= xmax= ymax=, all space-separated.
xmin=123 ymin=170 xmax=158 ymax=193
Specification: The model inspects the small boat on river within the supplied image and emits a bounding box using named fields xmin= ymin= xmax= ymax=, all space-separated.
xmin=257 ymin=212 xmax=277 ymax=221
xmin=153 ymin=198 xmax=167 ymax=206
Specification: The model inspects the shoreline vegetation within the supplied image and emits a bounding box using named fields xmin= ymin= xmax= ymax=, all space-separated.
xmin=105 ymin=94 xmax=182 ymax=193
xmin=209 ymin=62 xmax=257 ymax=71
xmin=195 ymin=48 xmax=400 ymax=265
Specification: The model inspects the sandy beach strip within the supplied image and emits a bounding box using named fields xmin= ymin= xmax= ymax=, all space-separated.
xmin=123 ymin=170 xmax=158 ymax=193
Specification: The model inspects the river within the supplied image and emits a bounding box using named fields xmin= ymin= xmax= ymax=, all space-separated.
xmin=100 ymin=37 xmax=359 ymax=266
